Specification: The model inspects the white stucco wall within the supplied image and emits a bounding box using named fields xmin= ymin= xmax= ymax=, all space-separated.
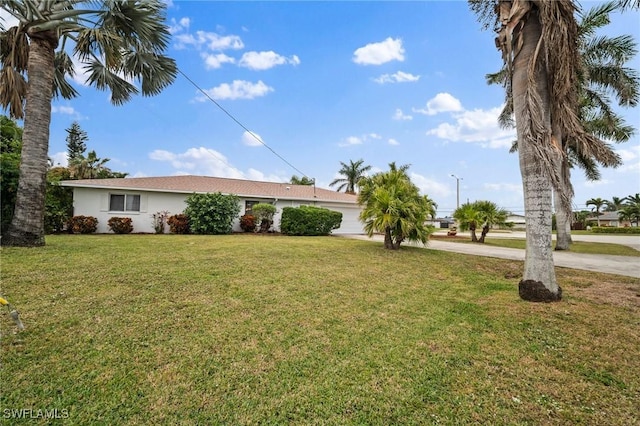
xmin=72 ymin=188 xmax=364 ymax=234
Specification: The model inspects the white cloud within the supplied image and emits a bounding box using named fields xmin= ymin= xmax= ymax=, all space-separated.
xmin=168 ymin=17 xmax=190 ymax=34
xmin=52 ymin=105 xmax=77 ymax=115
xmin=414 ymin=92 xmax=463 ymax=116
xmin=174 ymin=31 xmax=244 ymax=51
xmin=201 ymin=52 xmax=235 ymax=69
xmin=242 ymin=131 xmax=263 ymax=147
xmin=483 ymin=183 xmax=522 ymax=194
xmin=149 ymin=147 xmax=284 ymax=181
xmin=392 ymin=108 xmax=412 ymax=121
xmin=196 ymin=80 xmax=274 ymax=101
xmin=426 ymin=106 xmax=516 ymax=149
xmin=50 ymin=152 xmax=68 ymax=167
xmin=388 ymin=138 xmax=400 ymax=146
xmin=410 ymin=173 xmax=450 ymax=198
xmin=373 ymin=71 xmax=420 ymax=84
xmin=369 ymin=133 xmax=382 ymax=140
xmin=341 ymin=136 xmax=364 ymax=146
xmin=584 ymin=179 xmax=613 ymax=188
xmin=238 ymin=51 xmax=300 ymax=70
xmin=353 ymin=37 xmax=405 ymax=65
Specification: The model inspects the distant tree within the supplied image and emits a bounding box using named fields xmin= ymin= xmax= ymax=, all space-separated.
xmin=475 ymin=200 xmax=510 ymax=243
xmin=66 ymin=122 xmax=88 ymax=162
xmin=619 ymin=193 xmax=640 ymax=226
xmin=69 ymin=150 xmax=127 ymax=179
xmin=586 ymin=197 xmax=607 ymax=226
xmin=45 ymin=167 xmax=73 ymax=233
xmin=0 ymin=116 xmax=23 ymax=234
xmin=330 ymin=159 xmax=371 ymax=194
xmin=358 ymin=163 xmax=435 ymax=250
xmin=605 ymin=196 xmax=625 ymax=211
xmin=453 ymin=202 xmax=481 ymax=242
xmin=0 ymin=0 xmax=177 ymax=246
xmin=290 ymin=175 xmax=314 ymax=185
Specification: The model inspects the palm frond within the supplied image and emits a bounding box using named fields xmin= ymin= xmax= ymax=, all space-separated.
xmin=84 ymin=59 xmax=138 ymax=105
xmin=52 ymin=50 xmax=79 ymax=99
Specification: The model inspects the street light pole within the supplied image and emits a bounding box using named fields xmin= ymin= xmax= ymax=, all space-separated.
xmin=450 ymin=174 xmax=462 ymax=209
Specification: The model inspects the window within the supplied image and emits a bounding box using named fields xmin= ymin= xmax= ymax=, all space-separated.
xmin=110 ymin=194 xmax=141 ymax=212
xmin=245 ymin=201 xmax=259 ymax=214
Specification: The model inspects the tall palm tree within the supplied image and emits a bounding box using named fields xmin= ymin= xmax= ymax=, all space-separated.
xmin=605 ymin=196 xmax=625 ymax=211
xmin=329 ymin=159 xmax=372 ymax=194
xmin=0 ymin=1 xmax=177 ymax=246
xmin=485 ymin=1 xmax=638 ymax=251
xmin=471 ymin=0 xmax=604 ymax=301
xmin=586 ymin=197 xmax=607 ymax=226
xmin=358 ymin=163 xmax=435 ymax=250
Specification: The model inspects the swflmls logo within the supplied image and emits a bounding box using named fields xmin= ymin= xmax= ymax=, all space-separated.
xmin=3 ymin=408 xmax=70 ymax=419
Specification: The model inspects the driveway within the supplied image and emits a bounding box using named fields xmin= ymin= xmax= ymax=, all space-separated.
xmin=341 ymin=232 xmax=640 ymax=279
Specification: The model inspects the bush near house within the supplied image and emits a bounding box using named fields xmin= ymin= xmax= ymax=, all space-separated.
xmin=280 ymin=206 xmax=342 ymax=236
xmin=239 ymin=214 xmax=257 ymax=232
xmin=591 ymin=226 xmax=640 ymax=234
xmin=107 ymin=217 xmax=133 ymax=234
xmin=252 ymin=203 xmax=277 ymax=233
xmin=184 ymin=193 xmax=241 ymax=235
xmin=167 ymin=214 xmax=189 ymax=234
xmin=68 ymin=216 xmax=98 ymax=234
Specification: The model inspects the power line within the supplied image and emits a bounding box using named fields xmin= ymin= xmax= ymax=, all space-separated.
xmin=177 ymin=68 xmax=310 ymax=180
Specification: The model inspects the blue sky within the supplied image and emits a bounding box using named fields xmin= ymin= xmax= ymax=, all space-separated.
xmin=4 ymin=1 xmax=640 ymax=216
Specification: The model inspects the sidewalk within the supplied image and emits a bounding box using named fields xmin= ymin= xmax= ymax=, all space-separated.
xmin=340 ymin=234 xmax=640 ymax=279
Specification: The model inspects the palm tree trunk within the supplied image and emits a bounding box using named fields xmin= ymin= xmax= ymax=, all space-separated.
xmin=512 ymin=7 xmax=561 ymax=301
xmin=3 ymin=35 xmax=56 ymax=247
xmin=470 ymin=224 xmax=478 ymax=242
xmin=479 ymin=226 xmax=489 ymax=243
xmin=554 ymin=188 xmax=572 ymax=250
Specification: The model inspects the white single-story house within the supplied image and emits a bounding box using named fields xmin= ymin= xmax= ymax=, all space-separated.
xmin=506 ymin=214 xmax=526 ymax=229
xmin=60 ymin=175 xmax=364 ymax=234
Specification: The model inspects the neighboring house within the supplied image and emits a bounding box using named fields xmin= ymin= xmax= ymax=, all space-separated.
xmin=588 ymin=211 xmax=631 ymax=227
xmin=60 ymin=175 xmax=364 ymax=234
xmin=506 ymin=214 xmax=526 ymax=230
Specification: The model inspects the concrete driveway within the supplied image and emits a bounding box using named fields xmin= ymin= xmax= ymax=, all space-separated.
xmin=341 ymin=232 xmax=640 ymax=279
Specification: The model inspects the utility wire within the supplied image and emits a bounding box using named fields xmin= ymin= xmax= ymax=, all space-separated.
xmin=177 ymin=68 xmax=310 ymax=180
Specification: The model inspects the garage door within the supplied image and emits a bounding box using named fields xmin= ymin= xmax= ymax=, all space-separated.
xmin=320 ymin=205 xmax=364 ymax=234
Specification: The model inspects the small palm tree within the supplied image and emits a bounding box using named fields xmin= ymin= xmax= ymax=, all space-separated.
xmin=330 ymin=159 xmax=371 ymax=194
xmin=475 ymin=200 xmax=510 ymax=243
xmin=453 ymin=202 xmax=481 ymax=242
xmin=290 ymin=175 xmax=314 ymax=185
xmin=358 ymin=163 xmax=434 ymax=250
xmin=586 ymin=197 xmax=607 ymax=226
xmin=0 ymin=1 xmax=177 ymax=246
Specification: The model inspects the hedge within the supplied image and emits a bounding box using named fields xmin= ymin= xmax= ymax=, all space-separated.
xmin=280 ymin=206 xmax=342 ymax=236
xmin=590 ymin=226 xmax=640 ymax=234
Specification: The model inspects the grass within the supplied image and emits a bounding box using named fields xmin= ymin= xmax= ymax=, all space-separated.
xmin=433 ymin=234 xmax=640 ymax=257
xmin=1 ymin=234 xmax=639 ymax=425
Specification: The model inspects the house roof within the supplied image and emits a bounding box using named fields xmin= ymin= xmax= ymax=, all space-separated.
xmin=60 ymin=175 xmax=358 ymax=204
xmin=589 ymin=211 xmax=621 ymax=221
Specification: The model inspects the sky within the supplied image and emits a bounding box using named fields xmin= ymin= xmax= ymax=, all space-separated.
xmin=2 ymin=1 xmax=640 ymax=217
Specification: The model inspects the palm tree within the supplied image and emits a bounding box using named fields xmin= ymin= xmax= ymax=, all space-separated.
xmin=358 ymin=163 xmax=435 ymax=250
xmin=470 ymin=0 xmax=604 ymax=301
xmin=485 ymin=1 xmax=638 ymax=251
xmin=453 ymin=202 xmax=481 ymax=242
xmin=586 ymin=197 xmax=607 ymax=226
xmin=0 ymin=1 xmax=177 ymax=246
xmin=290 ymin=175 xmax=314 ymax=185
xmin=605 ymin=196 xmax=625 ymax=211
xmin=69 ymin=150 xmax=110 ymax=179
xmin=475 ymin=201 xmax=510 ymax=243
xmin=329 ymin=159 xmax=372 ymax=194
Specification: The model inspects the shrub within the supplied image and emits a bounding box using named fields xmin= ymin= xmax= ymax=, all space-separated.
xmin=252 ymin=203 xmax=277 ymax=233
xmin=280 ymin=206 xmax=342 ymax=236
xmin=168 ymin=214 xmax=190 ymax=234
xmin=240 ymin=214 xmax=257 ymax=232
xmin=107 ymin=217 xmax=133 ymax=234
xmin=68 ymin=215 xmax=98 ymax=234
xmin=184 ymin=192 xmax=241 ymax=235
xmin=151 ymin=210 xmax=170 ymax=234
xmin=591 ymin=226 xmax=640 ymax=234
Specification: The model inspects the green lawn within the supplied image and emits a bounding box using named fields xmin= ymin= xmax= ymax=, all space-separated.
xmin=433 ymin=234 xmax=640 ymax=256
xmin=1 ymin=235 xmax=639 ymax=425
